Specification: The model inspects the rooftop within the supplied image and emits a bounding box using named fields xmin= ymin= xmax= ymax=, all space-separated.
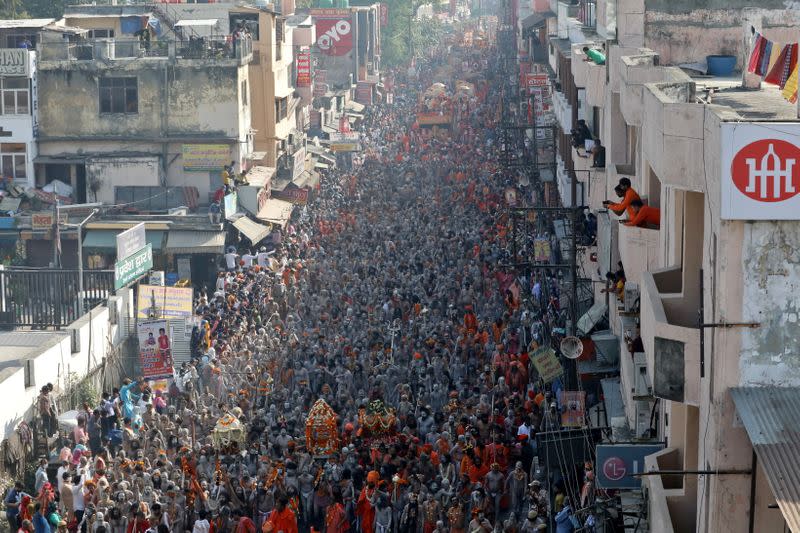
xmin=0 ymin=331 xmax=67 ymax=371
xmin=704 ymin=84 xmax=799 ymax=121
xmin=0 ymin=18 xmax=56 ymax=29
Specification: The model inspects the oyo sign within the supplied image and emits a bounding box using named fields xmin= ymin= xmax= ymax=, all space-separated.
xmin=721 ymin=123 xmax=800 ymax=220
xmin=316 ymin=17 xmax=353 ymax=56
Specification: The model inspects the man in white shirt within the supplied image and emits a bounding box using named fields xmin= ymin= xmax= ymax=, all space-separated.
xmin=241 ymin=249 xmax=256 ymax=269
xmin=56 ymin=460 xmax=70 ymax=492
xmin=224 ymin=249 xmax=239 ymax=271
xmin=517 ymin=418 xmax=531 ymax=439
xmin=34 ymin=458 xmax=48 ymax=494
xmin=256 ymin=247 xmax=270 ymax=268
xmin=72 ymin=473 xmax=86 ymax=524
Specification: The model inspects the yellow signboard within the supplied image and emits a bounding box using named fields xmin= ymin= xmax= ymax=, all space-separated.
xmin=137 ymin=284 xmax=193 ymax=319
xmin=532 ymin=347 xmax=564 ymax=384
xmin=182 ymin=144 xmax=231 ymax=171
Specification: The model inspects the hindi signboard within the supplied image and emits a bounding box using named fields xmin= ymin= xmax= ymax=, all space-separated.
xmin=116 ymin=222 xmax=145 ymax=261
xmin=137 ymin=284 xmax=193 ymax=319
xmin=182 ymin=144 xmax=231 ymax=171
xmin=114 ymin=243 xmax=153 ymax=290
xmin=31 ymin=212 xmax=67 ymax=229
xmin=531 ymin=347 xmax=564 ymax=383
xmin=296 ymin=49 xmax=311 ymax=87
xmin=137 ymin=318 xmax=174 ymax=381
xmin=271 ymin=187 xmax=310 ymax=205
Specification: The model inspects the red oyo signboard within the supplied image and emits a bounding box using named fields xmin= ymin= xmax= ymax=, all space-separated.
xmin=315 ymin=16 xmax=353 ymax=56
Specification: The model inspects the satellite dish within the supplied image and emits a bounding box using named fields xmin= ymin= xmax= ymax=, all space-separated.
xmin=560 ymin=336 xmax=584 ymax=360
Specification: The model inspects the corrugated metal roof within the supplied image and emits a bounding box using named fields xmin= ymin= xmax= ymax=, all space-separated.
xmin=731 ymin=386 xmax=800 ymax=533
xmin=0 ymin=18 xmax=55 ymax=29
xmin=232 ymin=216 xmax=270 ymax=245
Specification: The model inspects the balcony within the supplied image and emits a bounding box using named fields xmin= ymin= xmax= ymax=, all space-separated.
xmin=617 ymin=220 xmax=658 ymax=285
xmin=644 ymin=447 xmax=697 ymax=533
xmin=642 ymin=81 xmax=707 ymax=191
xmin=640 ymin=267 xmax=700 ymax=405
xmin=618 ymin=51 xmax=669 ymax=126
xmin=37 ymin=36 xmax=253 ymax=67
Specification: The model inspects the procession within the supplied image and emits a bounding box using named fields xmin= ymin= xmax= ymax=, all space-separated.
xmin=4 ymin=24 xmax=592 ymax=533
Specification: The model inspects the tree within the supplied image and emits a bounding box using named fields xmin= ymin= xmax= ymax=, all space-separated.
xmin=0 ymin=0 xmax=27 ymax=19
xmin=22 ymin=0 xmax=66 ymax=18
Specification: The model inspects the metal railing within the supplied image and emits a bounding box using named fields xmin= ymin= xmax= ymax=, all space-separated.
xmin=579 ymin=0 xmax=597 ymax=28
xmin=0 ymin=268 xmax=115 ymax=329
xmin=37 ymin=36 xmax=252 ymax=63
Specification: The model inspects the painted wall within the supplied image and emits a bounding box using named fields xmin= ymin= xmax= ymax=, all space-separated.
xmin=0 ymin=287 xmax=134 ymax=441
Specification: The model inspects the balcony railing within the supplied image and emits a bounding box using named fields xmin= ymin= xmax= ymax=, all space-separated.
xmin=578 ymin=0 xmax=597 ymax=28
xmin=37 ymin=36 xmax=252 ymax=64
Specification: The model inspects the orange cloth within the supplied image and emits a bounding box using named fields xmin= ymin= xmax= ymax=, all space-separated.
xmin=626 ymin=206 xmax=660 ymax=227
xmin=263 ymin=507 xmax=298 ymax=533
xmin=607 ymin=188 xmax=641 ymax=218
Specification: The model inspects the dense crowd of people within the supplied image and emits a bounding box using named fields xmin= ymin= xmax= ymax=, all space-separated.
xmin=6 ymin=36 xmax=598 ymax=533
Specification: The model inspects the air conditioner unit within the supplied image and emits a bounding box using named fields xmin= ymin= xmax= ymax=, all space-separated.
xmin=624 ymin=282 xmax=640 ymax=313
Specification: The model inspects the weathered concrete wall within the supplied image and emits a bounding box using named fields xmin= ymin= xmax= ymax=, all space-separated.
xmin=643 ymin=8 xmax=800 ymax=66
xmin=739 ymin=222 xmax=800 ymax=386
xmin=86 ymin=156 xmax=161 ymax=204
xmin=38 ymin=63 xmax=242 ymax=139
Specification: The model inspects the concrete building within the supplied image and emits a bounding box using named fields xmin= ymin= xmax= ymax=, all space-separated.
xmin=0 ymin=20 xmax=87 ymax=190
xmin=531 ymin=0 xmax=800 ymax=532
xmin=34 ymin=27 xmax=253 ymax=205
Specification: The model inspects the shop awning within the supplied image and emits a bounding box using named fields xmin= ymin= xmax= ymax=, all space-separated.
xmin=174 ymin=19 xmax=218 ymax=27
xmin=83 ymin=229 xmax=165 ymax=252
xmin=322 ymin=124 xmax=338 ymax=134
xmin=256 ymin=198 xmax=295 ymax=228
xmin=731 ymin=387 xmax=800 ymax=533
xmin=165 ymin=231 xmax=225 ymax=254
xmin=244 ymin=165 xmax=275 ymax=188
xmin=577 ymin=301 xmax=607 ymax=336
xmin=522 ymin=11 xmax=554 ymax=31
xmin=232 ymin=216 xmax=271 ymax=245
xmin=314 ymin=161 xmax=330 ymax=169
xmin=345 ymin=100 xmax=365 ymax=113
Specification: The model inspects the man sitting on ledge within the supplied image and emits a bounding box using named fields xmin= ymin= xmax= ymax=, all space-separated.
xmin=625 ymin=199 xmax=660 ymax=228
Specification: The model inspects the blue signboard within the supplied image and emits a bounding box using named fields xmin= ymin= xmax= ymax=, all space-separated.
xmin=596 ymin=444 xmax=665 ymax=489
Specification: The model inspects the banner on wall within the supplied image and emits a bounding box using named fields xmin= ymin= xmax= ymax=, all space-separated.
xmin=137 ymin=319 xmax=174 ymax=381
xmin=182 ymin=144 xmax=231 ymax=171
xmin=137 ymin=284 xmax=193 ymax=319
xmin=380 ymin=3 xmax=389 ymax=26
xmin=720 ymin=122 xmax=800 ymax=220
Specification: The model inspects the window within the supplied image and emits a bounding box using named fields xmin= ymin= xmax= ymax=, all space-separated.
xmin=0 ymin=78 xmax=29 ymax=116
xmin=6 ymin=34 xmax=36 ymax=48
xmin=275 ymin=97 xmax=288 ymax=121
xmin=87 ymin=29 xmax=115 ymax=39
xmin=241 ymin=80 xmax=248 ymax=105
xmin=275 ymin=18 xmax=285 ymax=61
xmin=0 ymin=143 xmax=27 ymax=181
xmin=99 ymin=77 xmax=138 ymax=114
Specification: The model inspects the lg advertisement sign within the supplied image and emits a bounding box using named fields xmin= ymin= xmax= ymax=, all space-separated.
xmin=721 ymin=122 xmax=800 ymax=220
xmin=315 ymin=15 xmax=353 ymax=56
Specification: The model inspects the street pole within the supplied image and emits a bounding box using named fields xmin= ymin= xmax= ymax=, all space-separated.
xmin=565 ymin=168 xmax=579 ymax=391
xmin=68 ymin=209 xmax=100 ymax=316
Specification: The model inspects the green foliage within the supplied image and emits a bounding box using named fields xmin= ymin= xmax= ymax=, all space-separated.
xmin=350 ymin=0 xmax=446 ymax=68
xmin=23 ymin=0 xmax=66 ymax=19
xmin=66 ymin=372 xmax=100 ymax=409
xmin=0 ymin=0 xmax=27 ymax=19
